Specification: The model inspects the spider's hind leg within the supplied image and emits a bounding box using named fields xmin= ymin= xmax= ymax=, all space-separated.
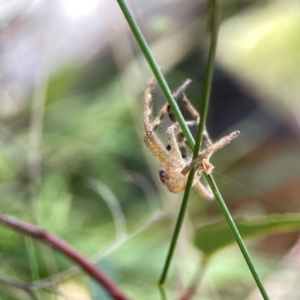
xmin=194 ymin=181 xmax=214 ymax=200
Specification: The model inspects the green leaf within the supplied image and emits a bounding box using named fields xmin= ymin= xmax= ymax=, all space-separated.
xmin=195 ymin=213 xmax=300 ymax=256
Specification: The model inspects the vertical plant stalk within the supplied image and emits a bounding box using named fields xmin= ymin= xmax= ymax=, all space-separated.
xmin=116 ymin=0 xmax=269 ymax=298
xmin=194 ymin=0 xmax=219 ymax=155
xmin=158 ymin=0 xmax=219 ymax=286
xmin=28 ymin=1 xmax=54 ymax=223
xmin=27 ymin=3 xmax=50 ymax=290
xmin=27 ymin=2 xmax=61 ymax=287
xmin=158 ymin=170 xmax=196 ymax=286
xmin=0 ymin=212 xmax=130 ymax=300
xmin=25 ymin=237 xmax=40 ymax=284
xmin=158 ymin=285 xmax=167 ymax=300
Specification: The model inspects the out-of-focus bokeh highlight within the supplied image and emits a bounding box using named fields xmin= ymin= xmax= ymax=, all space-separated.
xmin=1 ymin=0 xmax=300 ymax=299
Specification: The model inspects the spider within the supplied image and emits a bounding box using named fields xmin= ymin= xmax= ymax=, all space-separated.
xmin=143 ymin=77 xmax=240 ymax=200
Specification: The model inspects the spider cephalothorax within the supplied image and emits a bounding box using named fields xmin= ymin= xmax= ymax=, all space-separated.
xmin=144 ymin=77 xmax=239 ymax=200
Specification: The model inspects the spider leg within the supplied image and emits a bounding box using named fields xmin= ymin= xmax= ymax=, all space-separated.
xmin=181 ymin=94 xmax=199 ymax=119
xmin=181 ymin=131 xmax=240 ymax=175
xmin=193 ymin=181 xmax=214 ymax=200
xmin=152 ymin=79 xmax=192 ymax=131
xmin=164 ymin=108 xmax=196 ymax=158
xmin=152 ymin=103 xmax=168 ymax=131
xmin=166 ymin=124 xmax=182 ymax=160
xmin=176 ymin=131 xmax=188 ymax=159
xmin=167 ymin=120 xmax=211 ymax=158
xmin=144 ymin=78 xmax=170 ymax=163
xmin=166 ymin=120 xmax=209 ymax=158
xmin=150 ymin=78 xmax=211 ymax=147
xmin=180 ymin=94 xmax=213 ymax=146
xmin=168 ymin=91 xmax=213 ymax=147
xmin=166 ymin=123 xmax=191 ymax=158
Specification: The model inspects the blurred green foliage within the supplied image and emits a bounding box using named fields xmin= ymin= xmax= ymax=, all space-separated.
xmin=0 ymin=63 xmax=161 ymax=299
xmin=1 ymin=1 xmax=300 ymax=299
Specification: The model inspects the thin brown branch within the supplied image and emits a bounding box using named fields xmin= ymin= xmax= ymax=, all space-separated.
xmin=0 ymin=212 xmax=130 ymax=300
xmin=32 ymin=210 xmax=165 ymax=290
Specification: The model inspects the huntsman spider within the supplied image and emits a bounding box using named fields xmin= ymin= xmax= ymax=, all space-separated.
xmin=143 ymin=77 xmax=239 ymax=200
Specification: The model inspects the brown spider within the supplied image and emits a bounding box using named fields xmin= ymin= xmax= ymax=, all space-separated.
xmin=143 ymin=77 xmax=240 ymax=200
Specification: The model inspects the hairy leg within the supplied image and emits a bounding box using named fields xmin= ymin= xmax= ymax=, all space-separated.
xmin=181 ymin=131 xmax=240 ymax=175
xmin=151 ymin=79 xmax=192 ymax=131
xmin=193 ymin=181 xmax=214 ymax=200
xmin=144 ymin=78 xmax=170 ymax=163
xmin=166 ymin=124 xmax=182 ymax=160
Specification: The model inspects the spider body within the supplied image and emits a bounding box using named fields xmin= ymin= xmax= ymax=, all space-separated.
xmin=159 ymin=158 xmax=187 ymax=193
xmin=143 ymin=77 xmax=239 ymax=200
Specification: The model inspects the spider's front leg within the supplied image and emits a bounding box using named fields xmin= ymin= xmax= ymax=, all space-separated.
xmin=194 ymin=181 xmax=214 ymax=200
xmin=181 ymin=131 xmax=240 ymax=176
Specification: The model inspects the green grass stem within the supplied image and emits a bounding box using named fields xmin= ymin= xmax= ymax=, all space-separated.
xmin=116 ymin=0 xmax=195 ymax=147
xmin=194 ymin=0 xmax=219 ymax=156
xmin=158 ymin=285 xmax=167 ymax=300
xmin=158 ymin=168 xmax=196 ymax=285
xmin=159 ymin=0 xmax=219 ymax=286
xmin=206 ymin=174 xmax=270 ymax=299
xmin=116 ymin=0 xmax=269 ymax=298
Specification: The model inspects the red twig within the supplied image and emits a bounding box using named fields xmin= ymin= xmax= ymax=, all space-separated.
xmin=0 ymin=212 xmax=130 ymax=300
xmin=180 ymin=285 xmax=197 ymax=300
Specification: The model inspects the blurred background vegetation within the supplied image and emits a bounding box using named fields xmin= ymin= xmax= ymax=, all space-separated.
xmin=1 ymin=0 xmax=300 ymax=299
